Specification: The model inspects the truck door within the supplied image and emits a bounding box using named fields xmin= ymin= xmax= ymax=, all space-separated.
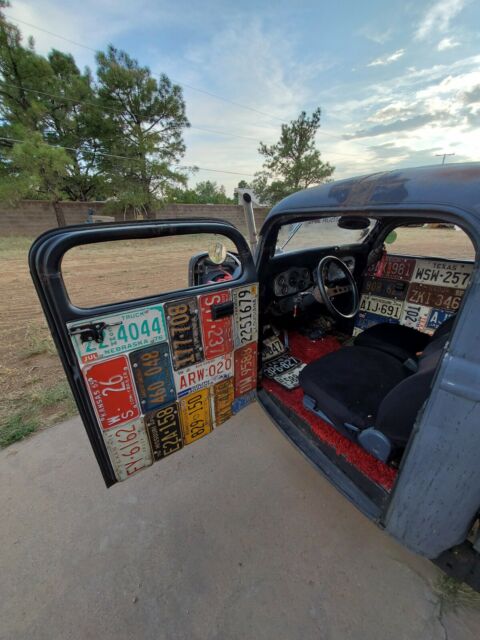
xmin=29 ymin=220 xmax=259 ymax=487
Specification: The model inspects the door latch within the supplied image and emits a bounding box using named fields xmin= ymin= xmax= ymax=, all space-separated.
xmin=68 ymin=321 xmax=121 ymax=344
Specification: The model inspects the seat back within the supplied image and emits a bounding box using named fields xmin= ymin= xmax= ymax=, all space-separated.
xmin=375 ymin=333 xmax=449 ymax=447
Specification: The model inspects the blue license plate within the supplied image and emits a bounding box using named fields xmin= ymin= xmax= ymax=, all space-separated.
xmin=426 ymin=308 xmax=453 ymax=330
xmin=355 ymin=311 xmax=399 ymax=332
xmin=130 ymin=343 xmax=176 ymax=412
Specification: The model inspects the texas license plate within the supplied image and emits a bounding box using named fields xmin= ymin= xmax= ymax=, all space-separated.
xmin=199 ymin=290 xmax=233 ymax=360
xmin=263 ymin=354 xmax=302 ymax=379
xmin=273 ymin=364 xmax=306 ymax=390
xmin=233 ymin=284 xmax=258 ymax=348
xmin=411 ymin=259 xmax=472 ymax=289
xmin=174 ymin=352 xmax=233 ymax=397
xmin=406 ymin=283 xmax=463 ymax=311
xmin=212 ymin=378 xmax=235 ymax=426
xmin=145 ymin=403 xmax=183 ymax=460
xmin=179 ymin=388 xmax=212 ymax=445
xmin=103 ymin=418 xmax=152 ymax=481
xmin=381 ymin=256 xmax=416 ymax=281
xmin=165 ymin=298 xmax=204 ymax=371
xmin=84 ymin=355 xmax=140 ymax=430
xmin=129 ymin=343 xmax=176 ymax=413
xmin=234 ymin=343 xmax=258 ymax=397
xmin=359 ymin=295 xmax=403 ymax=319
xmin=68 ymin=304 xmax=167 ymax=365
xmin=362 ymin=277 xmax=408 ymax=300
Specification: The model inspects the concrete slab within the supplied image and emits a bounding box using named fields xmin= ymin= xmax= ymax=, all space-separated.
xmin=1 ymin=403 xmax=479 ymax=640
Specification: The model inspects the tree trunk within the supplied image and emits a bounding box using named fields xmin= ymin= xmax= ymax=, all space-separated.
xmin=52 ymin=200 xmax=66 ymax=227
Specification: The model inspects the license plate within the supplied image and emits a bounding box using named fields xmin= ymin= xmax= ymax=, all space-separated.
xmin=359 ymin=295 xmax=403 ymax=319
xmin=273 ymin=364 xmax=306 ymax=390
xmin=233 ymin=284 xmax=258 ymax=348
xmin=400 ymin=303 xmax=432 ymax=333
xmin=68 ymin=305 xmax=167 ymax=365
xmin=84 ymin=355 xmax=140 ymax=430
xmin=406 ymin=283 xmax=463 ymax=311
xmin=381 ymin=256 xmax=416 ymax=281
xmin=129 ymin=343 xmax=176 ymax=412
xmin=165 ymin=298 xmax=204 ymax=371
xmin=212 ymin=378 xmax=235 ymax=426
xmin=103 ymin=418 xmax=152 ymax=481
xmin=263 ymin=354 xmax=302 ymax=379
xmin=174 ymin=352 xmax=233 ymax=397
xmin=234 ymin=343 xmax=258 ymax=397
xmin=179 ymin=388 xmax=212 ymax=445
xmin=199 ymin=290 xmax=234 ymax=360
xmin=411 ymin=259 xmax=472 ymax=289
xmin=354 ymin=310 xmax=399 ymax=333
xmin=145 ymin=403 xmax=183 ymax=460
xmin=232 ymin=390 xmax=256 ymax=414
xmin=262 ymin=335 xmax=286 ymax=362
xmin=362 ymin=277 xmax=408 ymax=300
xmin=426 ymin=308 xmax=454 ymax=331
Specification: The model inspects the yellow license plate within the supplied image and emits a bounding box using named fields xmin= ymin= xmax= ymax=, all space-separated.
xmin=213 ymin=378 xmax=234 ymax=426
xmin=179 ymin=388 xmax=212 ymax=445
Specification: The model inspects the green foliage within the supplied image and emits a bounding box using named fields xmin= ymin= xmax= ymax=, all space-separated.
xmin=0 ymin=410 xmax=38 ymax=447
xmin=252 ymin=108 xmax=334 ymax=205
xmin=166 ymin=180 xmax=234 ymax=204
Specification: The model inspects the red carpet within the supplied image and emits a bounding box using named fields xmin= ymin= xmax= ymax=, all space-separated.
xmin=262 ymin=332 xmax=397 ymax=491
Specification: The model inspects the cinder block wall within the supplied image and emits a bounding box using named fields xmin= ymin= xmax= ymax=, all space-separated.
xmin=0 ymin=201 xmax=270 ymax=238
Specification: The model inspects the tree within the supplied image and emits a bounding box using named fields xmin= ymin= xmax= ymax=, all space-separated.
xmin=166 ymin=180 xmax=234 ymax=204
xmin=95 ymin=46 xmax=190 ymax=217
xmin=0 ymin=130 xmax=72 ymax=225
xmin=251 ymin=108 xmax=334 ymax=205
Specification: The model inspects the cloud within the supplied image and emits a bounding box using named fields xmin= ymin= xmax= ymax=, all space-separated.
xmin=437 ymin=36 xmax=460 ymax=50
xmin=461 ymin=85 xmax=480 ymax=104
xmin=344 ymin=115 xmax=441 ymax=139
xmin=357 ymin=25 xmax=393 ymax=45
xmin=367 ymin=49 xmax=405 ymax=67
xmin=415 ymin=0 xmax=468 ymax=41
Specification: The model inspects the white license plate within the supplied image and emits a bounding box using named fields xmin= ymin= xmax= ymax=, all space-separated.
xmin=411 ymin=259 xmax=472 ymax=289
xmin=68 ymin=304 xmax=167 ymax=365
xmin=233 ymin=284 xmax=258 ymax=348
xmin=262 ymin=335 xmax=286 ymax=362
xmin=174 ymin=352 xmax=234 ymax=397
xmin=274 ymin=364 xmax=306 ymax=390
xmin=359 ymin=295 xmax=403 ymax=319
xmin=400 ymin=302 xmax=433 ymax=333
xmin=103 ymin=418 xmax=153 ymax=481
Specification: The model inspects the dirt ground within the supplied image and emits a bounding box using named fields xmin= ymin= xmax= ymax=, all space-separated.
xmin=0 ymin=226 xmax=475 ymax=447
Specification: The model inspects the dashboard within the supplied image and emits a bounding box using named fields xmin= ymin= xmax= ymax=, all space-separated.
xmin=272 ymin=256 xmax=356 ymax=298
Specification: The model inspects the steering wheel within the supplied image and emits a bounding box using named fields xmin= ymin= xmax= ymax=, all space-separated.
xmin=316 ymin=255 xmax=359 ymax=320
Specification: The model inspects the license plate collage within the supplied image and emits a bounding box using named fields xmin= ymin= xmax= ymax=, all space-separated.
xmin=67 ymin=284 xmax=258 ymax=483
xmin=354 ymin=255 xmax=473 ymax=337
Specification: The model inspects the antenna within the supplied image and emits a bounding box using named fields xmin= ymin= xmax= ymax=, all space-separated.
xmin=435 ymin=153 xmax=456 ymax=165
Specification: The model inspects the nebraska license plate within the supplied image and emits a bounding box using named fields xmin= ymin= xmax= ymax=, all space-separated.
xmin=199 ymin=290 xmax=233 ymax=360
xmin=129 ymin=343 xmax=176 ymax=413
xmin=145 ymin=403 xmax=183 ymax=460
xmin=84 ymin=355 xmax=140 ymax=430
xmin=411 ymin=259 xmax=472 ymax=289
xmin=406 ymin=283 xmax=463 ymax=311
xmin=179 ymin=388 xmax=212 ymax=445
xmin=212 ymin=378 xmax=235 ymax=426
xmin=102 ymin=418 xmax=152 ymax=481
xmin=234 ymin=343 xmax=257 ymax=397
xmin=68 ymin=304 xmax=167 ymax=365
xmin=174 ymin=352 xmax=233 ymax=397
xmin=381 ymin=256 xmax=416 ymax=281
xmin=233 ymin=284 xmax=258 ymax=348
xmin=359 ymin=295 xmax=403 ymax=319
xmin=362 ymin=277 xmax=408 ymax=300
xmin=165 ymin=298 xmax=204 ymax=371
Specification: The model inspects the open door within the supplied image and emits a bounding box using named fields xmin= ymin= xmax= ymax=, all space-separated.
xmin=29 ymin=219 xmax=259 ymax=487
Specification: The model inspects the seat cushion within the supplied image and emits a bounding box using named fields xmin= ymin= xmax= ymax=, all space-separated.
xmin=299 ymin=346 xmax=410 ymax=430
xmin=354 ymin=322 xmax=431 ymax=361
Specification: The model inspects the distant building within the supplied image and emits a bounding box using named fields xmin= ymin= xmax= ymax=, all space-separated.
xmin=234 ymin=187 xmax=268 ymax=207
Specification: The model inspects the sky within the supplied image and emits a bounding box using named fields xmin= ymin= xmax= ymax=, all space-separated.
xmin=4 ymin=0 xmax=480 ymax=194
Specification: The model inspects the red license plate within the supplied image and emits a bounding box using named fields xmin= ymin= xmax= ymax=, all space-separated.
xmin=234 ymin=343 xmax=257 ymax=397
xmin=84 ymin=355 xmax=140 ymax=430
xmin=407 ymin=283 xmax=463 ymax=311
xmin=381 ymin=256 xmax=416 ymax=281
xmin=199 ymin=291 xmax=233 ymax=360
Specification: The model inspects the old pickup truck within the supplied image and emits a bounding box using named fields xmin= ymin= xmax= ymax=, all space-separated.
xmin=30 ymin=164 xmax=480 ymax=589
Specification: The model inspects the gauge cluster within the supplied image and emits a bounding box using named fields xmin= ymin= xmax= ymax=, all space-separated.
xmin=273 ymin=267 xmax=312 ymax=297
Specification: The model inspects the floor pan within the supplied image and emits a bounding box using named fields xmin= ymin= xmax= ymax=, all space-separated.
xmin=262 ymin=332 xmax=397 ymax=492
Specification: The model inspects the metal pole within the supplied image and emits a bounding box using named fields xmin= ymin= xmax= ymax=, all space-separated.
xmin=435 ymin=153 xmax=455 ymax=165
xmin=242 ymin=192 xmax=258 ymax=252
